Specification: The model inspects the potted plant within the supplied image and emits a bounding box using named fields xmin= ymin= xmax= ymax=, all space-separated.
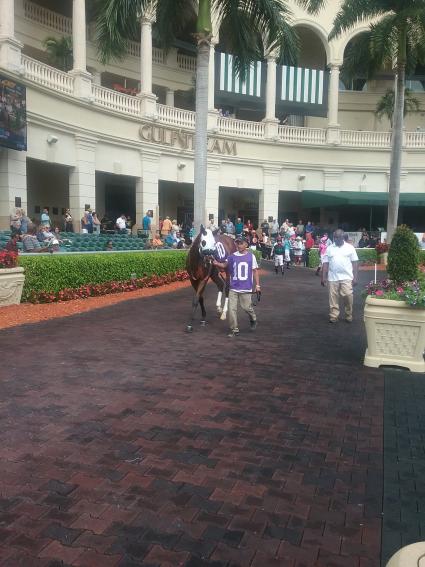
xmin=375 ymin=241 xmax=389 ymax=265
xmin=364 ymin=225 xmax=425 ymax=371
xmin=0 ymin=250 xmax=25 ymax=307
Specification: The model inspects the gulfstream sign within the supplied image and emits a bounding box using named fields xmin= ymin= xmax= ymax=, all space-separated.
xmin=139 ymin=124 xmax=237 ymax=156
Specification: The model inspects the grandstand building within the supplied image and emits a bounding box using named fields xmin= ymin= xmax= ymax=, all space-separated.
xmin=1 ymin=0 xmax=425 ymax=232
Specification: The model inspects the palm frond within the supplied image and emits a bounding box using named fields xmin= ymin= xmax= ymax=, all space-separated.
xmin=155 ymin=0 xmax=197 ymax=51
xmin=216 ymin=0 xmax=298 ymax=76
xmin=340 ymin=31 xmax=384 ymax=84
xmin=329 ymin=0 xmax=387 ymax=40
xmin=295 ymin=0 xmax=326 ymax=15
xmin=94 ymin=0 xmax=152 ymax=64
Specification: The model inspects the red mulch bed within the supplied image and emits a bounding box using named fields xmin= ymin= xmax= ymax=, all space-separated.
xmin=0 ymin=280 xmax=191 ymax=330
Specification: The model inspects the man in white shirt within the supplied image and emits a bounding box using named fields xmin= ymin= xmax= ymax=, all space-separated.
xmin=321 ymin=229 xmax=359 ymax=323
xmin=116 ymin=214 xmax=127 ymax=234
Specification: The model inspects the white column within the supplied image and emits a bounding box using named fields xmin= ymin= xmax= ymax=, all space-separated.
xmin=326 ymin=63 xmax=342 ymax=144
xmin=0 ymin=148 xmax=27 ymax=230
xmin=141 ymin=16 xmax=153 ymax=94
xmin=69 ymin=135 xmax=97 ymax=232
xmin=265 ymin=57 xmax=277 ymax=120
xmin=165 ymin=89 xmax=175 ymax=107
xmin=207 ymin=38 xmax=219 ymax=131
xmin=139 ymin=13 xmax=157 ymax=117
xmin=72 ymin=0 xmax=87 ymax=72
xmin=205 ymin=159 xmax=221 ymax=224
xmin=70 ymin=0 xmax=92 ymax=99
xmin=0 ymin=0 xmax=23 ymax=72
xmin=263 ymin=56 xmax=279 ymax=138
xmin=260 ymin=166 xmax=281 ymax=222
xmin=137 ymin=148 xmax=160 ymax=233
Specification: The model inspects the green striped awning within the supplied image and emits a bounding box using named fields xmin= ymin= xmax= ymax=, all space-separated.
xmin=216 ymin=52 xmax=265 ymax=105
xmin=277 ymin=65 xmax=328 ymax=117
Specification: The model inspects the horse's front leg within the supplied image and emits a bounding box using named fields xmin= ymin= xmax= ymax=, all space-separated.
xmin=220 ymin=278 xmax=230 ymax=321
xmin=216 ymin=291 xmax=223 ymax=315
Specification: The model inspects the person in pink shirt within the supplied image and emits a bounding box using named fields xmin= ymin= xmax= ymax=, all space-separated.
xmin=316 ymin=234 xmax=331 ymax=276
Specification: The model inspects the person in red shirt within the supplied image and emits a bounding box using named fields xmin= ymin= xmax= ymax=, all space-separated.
xmin=305 ymin=232 xmax=315 ymax=268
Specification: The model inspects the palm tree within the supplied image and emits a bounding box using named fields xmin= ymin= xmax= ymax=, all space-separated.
xmin=93 ymin=0 xmax=298 ymax=229
xmin=375 ymin=88 xmax=421 ymax=128
xmin=299 ymin=0 xmax=425 ymax=242
xmin=42 ymin=36 xmax=73 ymax=71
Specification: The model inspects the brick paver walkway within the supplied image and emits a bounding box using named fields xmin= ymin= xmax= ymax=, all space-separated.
xmin=0 ymin=266 xmax=384 ymax=566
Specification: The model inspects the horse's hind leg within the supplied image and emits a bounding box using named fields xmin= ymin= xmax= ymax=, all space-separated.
xmin=199 ymin=296 xmax=206 ymax=326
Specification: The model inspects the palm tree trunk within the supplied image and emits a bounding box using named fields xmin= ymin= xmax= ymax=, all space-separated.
xmin=387 ymin=63 xmax=406 ymax=243
xmin=193 ymin=39 xmax=210 ymax=229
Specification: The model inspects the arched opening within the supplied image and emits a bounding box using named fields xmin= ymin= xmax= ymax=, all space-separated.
xmin=293 ymin=26 xmax=327 ymax=70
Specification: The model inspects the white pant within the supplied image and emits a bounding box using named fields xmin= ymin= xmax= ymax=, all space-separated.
xmin=284 ymin=250 xmax=291 ymax=262
xmin=274 ymin=255 xmax=284 ymax=267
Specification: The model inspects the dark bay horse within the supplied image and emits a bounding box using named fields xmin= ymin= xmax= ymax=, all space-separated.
xmin=186 ymin=225 xmax=236 ymax=331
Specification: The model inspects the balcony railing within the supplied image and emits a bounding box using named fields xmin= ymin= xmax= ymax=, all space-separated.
xmin=15 ymin=56 xmax=425 ymax=150
xmin=156 ymin=104 xmax=196 ymax=128
xmin=405 ymin=131 xmax=425 ymax=148
xmin=218 ymin=117 xmax=265 ymax=139
xmin=92 ymin=85 xmax=141 ymax=116
xmin=23 ymin=0 xmax=72 ymax=34
xmin=22 ymin=55 xmax=74 ymax=94
xmin=279 ymin=125 xmax=326 ymax=145
xmin=340 ymin=130 xmax=391 ymax=148
xmin=177 ymin=53 xmax=196 ymax=72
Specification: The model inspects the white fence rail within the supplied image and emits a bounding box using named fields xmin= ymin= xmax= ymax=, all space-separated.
xmin=340 ymin=130 xmax=391 ymax=148
xmin=279 ymin=126 xmax=326 ymax=145
xmin=218 ymin=117 xmax=265 ymax=139
xmin=92 ymin=85 xmax=140 ymax=116
xmin=24 ymin=0 xmax=72 ymax=34
xmin=156 ymin=104 xmax=196 ymax=128
xmin=22 ymin=55 xmax=74 ymax=94
xmin=177 ymin=53 xmax=196 ymax=72
xmin=405 ymin=131 xmax=425 ymax=149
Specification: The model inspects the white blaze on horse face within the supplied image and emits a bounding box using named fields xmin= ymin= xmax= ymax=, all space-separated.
xmin=199 ymin=228 xmax=216 ymax=253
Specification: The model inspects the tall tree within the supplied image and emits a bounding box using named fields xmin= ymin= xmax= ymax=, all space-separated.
xmin=375 ymin=88 xmax=421 ymax=128
xmin=298 ymin=0 xmax=425 ymax=242
xmin=93 ymin=0 xmax=298 ymax=229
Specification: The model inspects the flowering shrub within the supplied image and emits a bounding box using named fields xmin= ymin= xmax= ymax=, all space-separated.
xmin=0 ymin=250 xmax=18 ymax=268
xmin=364 ymin=277 xmax=425 ymax=308
xmin=27 ymin=270 xmax=189 ymax=303
xmin=375 ymin=242 xmax=389 ymax=255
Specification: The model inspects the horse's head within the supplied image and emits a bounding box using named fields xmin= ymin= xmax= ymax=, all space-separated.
xmin=198 ymin=226 xmax=216 ymax=256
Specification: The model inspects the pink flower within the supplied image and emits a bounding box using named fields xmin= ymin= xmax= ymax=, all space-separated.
xmin=375 ymin=290 xmax=384 ymax=297
xmin=397 ymin=287 xmax=404 ymax=294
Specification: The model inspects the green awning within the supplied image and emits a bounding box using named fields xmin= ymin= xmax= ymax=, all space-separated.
xmin=302 ymin=191 xmax=425 ymax=208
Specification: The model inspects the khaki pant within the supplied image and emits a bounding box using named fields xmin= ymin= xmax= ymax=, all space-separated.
xmin=328 ymin=280 xmax=353 ymax=322
xmin=228 ymin=290 xmax=256 ymax=331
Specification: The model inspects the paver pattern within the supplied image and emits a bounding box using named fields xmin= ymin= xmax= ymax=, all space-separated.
xmin=382 ymin=369 xmax=425 ymax=565
xmin=0 ymin=266 xmax=384 ymax=566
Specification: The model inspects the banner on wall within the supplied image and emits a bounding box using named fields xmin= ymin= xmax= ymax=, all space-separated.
xmin=0 ymin=74 xmax=27 ymax=151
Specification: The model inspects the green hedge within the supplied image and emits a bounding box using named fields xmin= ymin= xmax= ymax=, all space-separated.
xmin=307 ymin=247 xmax=377 ymax=269
xmin=19 ymin=251 xmax=187 ymax=301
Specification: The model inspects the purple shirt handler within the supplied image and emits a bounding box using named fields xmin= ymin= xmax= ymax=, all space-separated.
xmin=214 ymin=236 xmax=261 ymax=337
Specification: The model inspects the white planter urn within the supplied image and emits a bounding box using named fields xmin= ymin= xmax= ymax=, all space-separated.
xmin=364 ymin=296 xmax=425 ymax=372
xmin=0 ymin=267 xmax=25 ymax=307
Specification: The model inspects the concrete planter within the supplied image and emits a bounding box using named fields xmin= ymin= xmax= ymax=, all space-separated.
xmin=0 ymin=267 xmax=25 ymax=307
xmin=378 ymin=252 xmax=388 ymax=265
xmin=364 ymin=296 xmax=425 ymax=372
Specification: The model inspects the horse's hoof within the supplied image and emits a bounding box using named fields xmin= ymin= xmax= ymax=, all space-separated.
xmin=220 ymin=312 xmax=227 ymax=321
xmin=200 ymin=320 xmax=206 ymax=327
xmin=216 ymin=309 xmax=223 ymax=315
xmin=186 ymin=325 xmax=193 ymax=333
